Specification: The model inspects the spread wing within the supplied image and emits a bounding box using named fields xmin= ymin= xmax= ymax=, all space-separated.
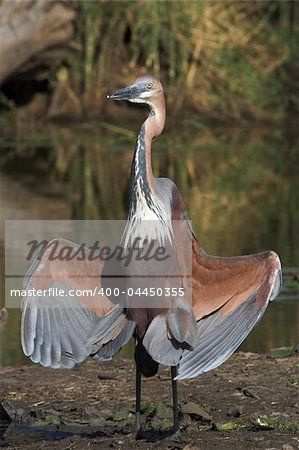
xmin=169 ymin=182 xmax=282 ymax=380
xmin=21 ymin=239 xmax=135 ymax=368
xmin=118 ymin=178 xmax=282 ymax=378
xmin=176 ymin=241 xmax=282 ymax=380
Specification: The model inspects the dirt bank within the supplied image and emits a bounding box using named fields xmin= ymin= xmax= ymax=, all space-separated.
xmin=0 ymin=353 xmax=298 ymax=449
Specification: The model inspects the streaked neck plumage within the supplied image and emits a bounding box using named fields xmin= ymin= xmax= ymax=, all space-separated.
xmin=129 ymin=94 xmax=166 ymax=218
xmin=123 ymin=93 xmax=173 ymax=247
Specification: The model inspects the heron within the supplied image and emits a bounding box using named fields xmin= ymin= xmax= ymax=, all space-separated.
xmin=21 ymin=76 xmax=282 ymax=436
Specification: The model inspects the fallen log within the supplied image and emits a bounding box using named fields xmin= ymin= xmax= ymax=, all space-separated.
xmin=0 ymin=0 xmax=75 ymax=84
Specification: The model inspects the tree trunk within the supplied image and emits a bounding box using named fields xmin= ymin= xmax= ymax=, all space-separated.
xmin=0 ymin=0 xmax=75 ymax=84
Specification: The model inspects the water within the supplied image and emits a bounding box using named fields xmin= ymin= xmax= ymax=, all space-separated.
xmin=1 ymin=120 xmax=298 ymax=366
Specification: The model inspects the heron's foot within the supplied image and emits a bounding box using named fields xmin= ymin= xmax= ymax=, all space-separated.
xmin=135 ymin=426 xmax=145 ymax=440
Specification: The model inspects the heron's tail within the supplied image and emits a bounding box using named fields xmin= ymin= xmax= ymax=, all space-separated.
xmin=142 ymin=298 xmax=198 ymax=367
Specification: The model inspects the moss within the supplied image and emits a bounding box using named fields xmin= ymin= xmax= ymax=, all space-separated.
xmin=286 ymin=379 xmax=299 ymax=389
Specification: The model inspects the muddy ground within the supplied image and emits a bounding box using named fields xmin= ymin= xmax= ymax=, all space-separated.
xmin=0 ymin=353 xmax=298 ymax=450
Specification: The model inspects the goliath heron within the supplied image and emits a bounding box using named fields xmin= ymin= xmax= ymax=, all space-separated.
xmin=21 ymin=76 xmax=282 ymax=435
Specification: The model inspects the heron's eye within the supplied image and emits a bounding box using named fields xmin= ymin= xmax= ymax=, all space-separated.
xmin=146 ymin=82 xmax=153 ymax=90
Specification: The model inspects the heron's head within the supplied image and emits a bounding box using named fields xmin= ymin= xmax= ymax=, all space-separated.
xmin=107 ymin=76 xmax=163 ymax=105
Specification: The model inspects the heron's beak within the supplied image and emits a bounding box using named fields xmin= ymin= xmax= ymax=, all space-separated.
xmin=107 ymin=84 xmax=140 ymax=101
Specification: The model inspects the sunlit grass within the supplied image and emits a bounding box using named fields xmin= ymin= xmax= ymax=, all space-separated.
xmin=57 ymin=0 xmax=298 ymax=120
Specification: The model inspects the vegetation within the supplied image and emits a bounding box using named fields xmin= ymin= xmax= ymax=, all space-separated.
xmin=0 ymin=1 xmax=298 ymax=121
xmin=257 ymin=416 xmax=298 ymax=432
xmin=56 ymin=0 xmax=299 ymax=120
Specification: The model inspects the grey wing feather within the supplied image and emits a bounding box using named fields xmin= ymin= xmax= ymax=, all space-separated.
xmin=176 ymin=294 xmax=265 ymax=380
xmin=21 ymin=237 xmax=136 ymax=368
xmin=92 ymin=320 xmax=135 ymax=361
xmin=269 ymin=268 xmax=282 ymax=301
xmin=143 ymin=315 xmax=183 ymax=366
xmin=166 ymin=297 xmax=198 ymax=348
xmin=86 ymin=307 xmax=128 ymax=348
xmin=39 ymin=307 xmax=52 ymax=366
xmin=21 ymin=281 xmax=134 ymax=368
xmin=21 ymin=282 xmax=98 ymax=368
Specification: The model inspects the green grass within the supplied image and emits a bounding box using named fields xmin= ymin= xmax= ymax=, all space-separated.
xmin=261 ymin=416 xmax=298 ymax=432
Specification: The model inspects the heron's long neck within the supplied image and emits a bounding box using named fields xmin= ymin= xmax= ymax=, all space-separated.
xmin=129 ymin=98 xmax=165 ymax=216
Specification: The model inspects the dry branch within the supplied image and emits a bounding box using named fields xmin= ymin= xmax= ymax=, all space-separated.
xmin=0 ymin=0 xmax=75 ymax=84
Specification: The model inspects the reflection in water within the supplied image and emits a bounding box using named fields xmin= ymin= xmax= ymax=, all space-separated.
xmin=1 ymin=122 xmax=298 ymax=366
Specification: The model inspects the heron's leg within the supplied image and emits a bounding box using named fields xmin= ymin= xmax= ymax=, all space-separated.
xmin=171 ymin=366 xmax=179 ymax=431
xmin=135 ymin=364 xmax=142 ymax=432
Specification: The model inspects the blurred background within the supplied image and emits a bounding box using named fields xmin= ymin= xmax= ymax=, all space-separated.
xmin=0 ymin=0 xmax=298 ymax=366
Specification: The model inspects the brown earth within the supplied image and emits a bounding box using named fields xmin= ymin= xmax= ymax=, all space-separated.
xmin=0 ymin=353 xmax=298 ymax=450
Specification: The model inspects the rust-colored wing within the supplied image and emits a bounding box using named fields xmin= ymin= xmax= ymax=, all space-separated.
xmin=176 ymin=240 xmax=282 ymax=380
xmin=138 ymin=181 xmax=282 ymax=378
xmin=21 ymin=239 xmax=135 ymax=369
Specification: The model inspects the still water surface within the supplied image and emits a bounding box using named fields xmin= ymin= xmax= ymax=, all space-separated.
xmin=1 ymin=120 xmax=298 ymax=366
